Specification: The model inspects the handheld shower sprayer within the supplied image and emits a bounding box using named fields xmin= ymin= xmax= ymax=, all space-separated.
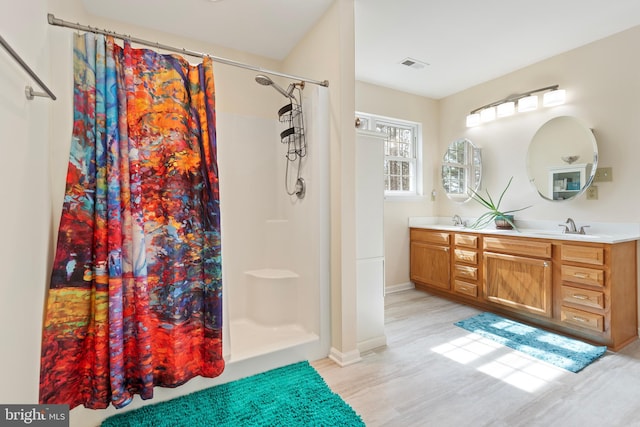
xmin=255 ymin=74 xmax=307 ymax=199
xmin=255 ymin=74 xmax=303 ymax=99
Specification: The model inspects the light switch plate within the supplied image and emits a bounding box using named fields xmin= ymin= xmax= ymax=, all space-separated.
xmin=586 ymin=185 xmax=598 ymax=200
xmin=594 ymin=167 xmax=612 ymax=182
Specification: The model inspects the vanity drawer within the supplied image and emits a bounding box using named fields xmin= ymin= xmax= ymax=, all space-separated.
xmin=454 ymin=280 xmax=478 ymax=297
xmin=561 ymin=265 xmax=604 ymax=288
xmin=454 ymin=249 xmax=478 ymax=265
xmin=410 ymin=229 xmax=450 ymax=245
xmin=561 ymin=306 xmax=604 ymax=333
xmin=561 ymin=285 xmax=605 ymax=310
xmin=455 ymin=233 xmax=478 ymax=249
xmin=483 ymin=236 xmax=551 ymax=259
xmin=454 ymin=265 xmax=478 ymax=281
xmin=561 ymin=244 xmax=604 ymax=266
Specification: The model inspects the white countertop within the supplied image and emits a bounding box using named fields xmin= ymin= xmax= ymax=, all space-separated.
xmin=408 ymin=217 xmax=640 ymax=244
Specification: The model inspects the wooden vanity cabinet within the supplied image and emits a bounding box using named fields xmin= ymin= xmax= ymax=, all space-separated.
xmin=410 ymin=229 xmax=450 ymax=291
xmin=409 ymin=227 xmax=638 ymax=350
xmin=483 ymin=236 xmax=553 ymax=318
xmin=453 ymin=233 xmax=481 ymax=299
xmin=557 ymin=241 xmax=637 ymax=349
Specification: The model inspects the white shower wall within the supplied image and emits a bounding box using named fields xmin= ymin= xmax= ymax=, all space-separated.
xmin=218 ymin=86 xmax=330 ymax=363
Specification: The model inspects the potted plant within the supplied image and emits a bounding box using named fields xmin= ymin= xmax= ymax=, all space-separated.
xmin=468 ymin=177 xmax=531 ymax=231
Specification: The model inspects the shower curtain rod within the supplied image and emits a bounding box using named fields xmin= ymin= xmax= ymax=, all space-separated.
xmin=0 ymin=33 xmax=57 ymax=100
xmin=47 ymin=14 xmax=329 ymax=88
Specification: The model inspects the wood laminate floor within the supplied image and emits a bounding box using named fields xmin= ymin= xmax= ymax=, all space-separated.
xmin=312 ymin=289 xmax=640 ymax=427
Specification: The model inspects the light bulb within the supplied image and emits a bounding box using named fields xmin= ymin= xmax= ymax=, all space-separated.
xmin=466 ymin=113 xmax=481 ymax=127
xmin=480 ymin=107 xmax=496 ymax=122
xmin=518 ymin=95 xmax=538 ymax=112
xmin=543 ymin=89 xmax=566 ymax=107
xmin=496 ymin=101 xmax=515 ymax=117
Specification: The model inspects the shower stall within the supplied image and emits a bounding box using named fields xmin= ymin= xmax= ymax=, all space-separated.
xmin=217 ymin=84 xmax=330 ymax=366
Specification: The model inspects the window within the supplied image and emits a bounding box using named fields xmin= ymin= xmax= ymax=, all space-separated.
xmin=442 ymin=138 xmax=482 ymax=201
xmin=356 ymin=112 xmax=422 ymax=198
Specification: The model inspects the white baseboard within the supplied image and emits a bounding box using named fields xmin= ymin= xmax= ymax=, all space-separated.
xmin=328 ymin=347 xmax=362 ymax=367
xmin=357 ymin=335 xmax=387 ymax=353
xmin=385 ymin=281 xmax=415 ymax=294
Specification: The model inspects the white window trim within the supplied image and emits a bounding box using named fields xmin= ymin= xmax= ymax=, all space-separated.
xmin=356 ymin=111 xmax=423 ymax=200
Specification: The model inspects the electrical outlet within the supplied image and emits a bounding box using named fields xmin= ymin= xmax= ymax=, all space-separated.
xmin=586 ymin=185 xmax=598 ymax=200
xmin=594 ymin=167 xmax=612 ymax=182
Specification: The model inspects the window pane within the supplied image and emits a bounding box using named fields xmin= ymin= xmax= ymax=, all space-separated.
xmin=390 ymin=160 xmax=399 ymax=175
xmin=400 ymin=176 xmax=407 ymax=190
xmin=402 ymin=161 xmax=409 ymax=175
xmin=400 ymin=129 xmax=411 ymax=143
xmin=389 ymin=141 xmax=399 ymax=157
xmin=400 ymin=142 xmax=410 ymax=157
xmin=390 ymin=175 xmax=399 ymax=190
xmin=358 ymin=113 xmax=421 ymax=195
xmin=443 ymin=166 xmax=466 ymax=194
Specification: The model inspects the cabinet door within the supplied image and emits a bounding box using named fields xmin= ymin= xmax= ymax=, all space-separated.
xmin=484 ymin=252 xmax=552 ymax=317
xmin=410 ymin=241 xmax=450 ymax=290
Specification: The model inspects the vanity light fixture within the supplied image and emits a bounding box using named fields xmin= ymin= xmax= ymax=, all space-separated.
xmin=517 ymin=95 xmax=538 ymax=112
xmin=480 ymin=106 xmax=496 ymax=122
xmin=496 ymin=101 xmax=515 ymax=117
xmin=466 ymin=85 xmax=565 ymax=127
xmin=466 ymin=113 xmax=481 ymax=127
xmin=543 ymin=88 xmax=566 ymax=106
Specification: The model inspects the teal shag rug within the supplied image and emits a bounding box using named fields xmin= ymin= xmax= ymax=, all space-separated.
xmin=455 ymin=312 xmax=607 ymax=373
xmin=101 ymin=361 xmax=364 ymax=427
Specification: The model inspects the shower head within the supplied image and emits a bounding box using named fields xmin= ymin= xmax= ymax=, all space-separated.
xmin=255 ymin=75 xmax=273 ymax=86
xmin=255 ymin=74 xmax=295 ymax=99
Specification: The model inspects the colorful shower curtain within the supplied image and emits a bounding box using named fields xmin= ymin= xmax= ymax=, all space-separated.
xmin=39 ymin=34 xmax=224 ymax=410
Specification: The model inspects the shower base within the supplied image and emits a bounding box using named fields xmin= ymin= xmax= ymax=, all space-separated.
xmin=229 ymin=319 xmax=319 ymax=362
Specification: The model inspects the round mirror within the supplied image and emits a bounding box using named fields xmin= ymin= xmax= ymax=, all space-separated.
xmin=442 ymin=138 xmax=482 ymax=202
xmin=526 ymin=116 xmax=598 ymax=201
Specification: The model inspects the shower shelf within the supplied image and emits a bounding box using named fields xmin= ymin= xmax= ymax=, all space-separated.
xmin=278 ymin=102 xmax=302 ymax=123
xmin=280 ymin=126 xmax=305 ymax=144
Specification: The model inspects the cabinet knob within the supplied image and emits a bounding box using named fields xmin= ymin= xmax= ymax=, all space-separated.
xmin=543 ymin=261 xmax=549 ymax=267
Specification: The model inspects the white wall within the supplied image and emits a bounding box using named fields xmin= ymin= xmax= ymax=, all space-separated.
xmin=355 ymin=81 xmax=439 ymax=288
xmin=0 ymin=0 xmax=51 ymax=406
xmin=0 ymin=0 xmax=336 ymax=425
xmin=283 ymin=0 xmax=359 ymax=362
xmin=438 ymin=26 xmax=640 ymax=333
xmin=438 ymin=25 xmax=640 ymax=224
xmin=358 ymin=25 xmax=640 ymax=289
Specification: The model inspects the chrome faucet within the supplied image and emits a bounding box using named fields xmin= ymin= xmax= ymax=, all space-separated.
xmin=559 ymin=217 xmax=590 ymax=234
xmin=564 ymin=218 xmax=577 ymax=233
xmin=452 ymin=214 xmax=466 ymax=227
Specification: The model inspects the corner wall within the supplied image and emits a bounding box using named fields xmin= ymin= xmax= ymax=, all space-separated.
xmin=357 ymin=25 xmax=640 ymax=291
xmin=283 ymin=0 xmax=359 ymax=363
xmin=1 ymin=0 xmax=322 ymax=425
xmin=438 ymin=25 xmax=640 ymax=224
xmin=355 ymin=81 xmax=439 ymax=288
xmin=0 ymin=0 xmax=51 ymax=407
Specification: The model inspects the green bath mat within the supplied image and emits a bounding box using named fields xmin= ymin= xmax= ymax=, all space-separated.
xmin=455 ymin=312 xmax=607 ymax=372
xmin=101 ymin=361 xmax=364 ymax=426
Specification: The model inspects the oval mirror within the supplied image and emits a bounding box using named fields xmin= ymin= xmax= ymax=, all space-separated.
xmin=442 ymin=138 xmax=482 ymax=203
xmin=526 ymin=116 xmax=598 ymax=201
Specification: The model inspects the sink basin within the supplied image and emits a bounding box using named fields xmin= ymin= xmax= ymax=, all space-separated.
xmin=527 ymin=230 xmax=609 ymax=240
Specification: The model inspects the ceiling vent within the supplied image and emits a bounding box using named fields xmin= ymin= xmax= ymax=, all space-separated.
xmin=399 ymin=57 xmax=429 ymax=70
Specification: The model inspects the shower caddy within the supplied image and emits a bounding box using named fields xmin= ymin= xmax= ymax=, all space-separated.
xmin=278 ymin=88 xmax=307 ymax=199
